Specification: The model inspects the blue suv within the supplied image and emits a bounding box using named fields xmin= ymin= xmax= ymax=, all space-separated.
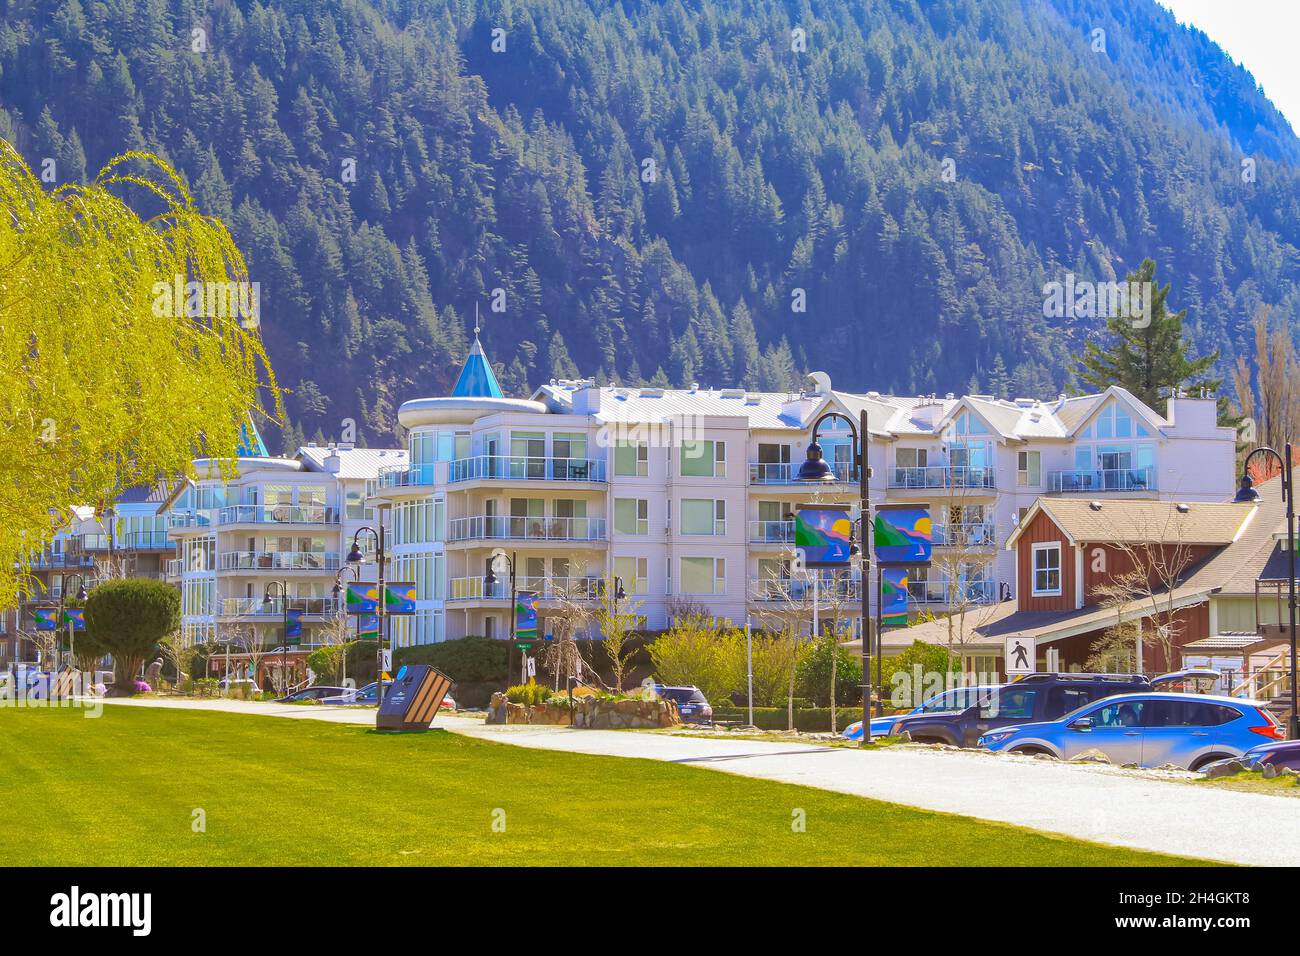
xmin=842 ymin=685 xmax=998 ymax=741
xmin=977 ymin=692 xmax=1285 ymax=770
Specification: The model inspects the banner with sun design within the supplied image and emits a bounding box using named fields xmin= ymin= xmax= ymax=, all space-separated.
xmin=881 ymin=568 xmax=909 ymax=627
xmin=873 ymin=505 xmax=932 ymax=564
xmin=794 ymin=505 xmax=855 ymax=568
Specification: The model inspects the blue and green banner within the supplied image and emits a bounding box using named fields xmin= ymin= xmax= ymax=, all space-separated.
xmin=881 ymin=569 xmax=909 ymax=628
xmin=33 ymin=607 xmax=58 ymax=631
xmin=874 ymin=505 xmax=932 ymax=564
xmin=515 ymin=592 xmax=538 ymax=640
xmin=356 ymin=614 xmax=380 ymax=639
xmin=794 ymin=504 xmax=854 ymax=568
xmin=286 ymin=608 xmax=303 ymax=644
xmin=62 ymin=608 xmax=86 ymax=631
xmin=344 ymin=582 xmax=378 ymax=614
xmin=383 ymin=582 xmax=417 ymax=615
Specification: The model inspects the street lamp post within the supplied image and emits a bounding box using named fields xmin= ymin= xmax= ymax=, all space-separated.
xmin=796 ymin=409 xmax=873 ymax=744
xmin=60 ymin=574 xmax=88 ymax=671
xmin=347 ymin=509 xmax=388 ymax=706
xmin=484 ymin=549 xmax=518 ymax=680
xmin=1235 ymin=445 xmax=1299 ymax=739
xmin=262 ymin=580 xmax=290 ymax=695
xmin=333 ymin=564 xmax=362 ymax=688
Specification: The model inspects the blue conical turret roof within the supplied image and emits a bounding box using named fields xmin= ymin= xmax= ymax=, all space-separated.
xmin=238 ymin=417 xmax=269 ymax=457
xmin=451 ymin=336 xmax=504 ymax=398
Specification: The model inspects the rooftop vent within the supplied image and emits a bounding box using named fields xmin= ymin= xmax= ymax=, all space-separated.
xmin=744 ymin=393 xmax=761 ymax=405
xmin=945 ymin=392 xmax=955 ymax=400
xmin=1088 ymin=500 xmax=1103 ymax=511
xmin=1176 ymin=502 xmax=1191 ymax=513
xmin=866 ymin=391 xmax=880 ymax=398
xmin=640 ymin=387 xmax=664 ymax=398
xmin=720 ymin=388 xmax=745 ymax=399
xmin=1014 ymin=398 xmax=1036 ymax=407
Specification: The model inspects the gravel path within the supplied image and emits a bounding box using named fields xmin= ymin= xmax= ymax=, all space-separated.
xmin=93 ymin=697 xmax=1298 ymax=865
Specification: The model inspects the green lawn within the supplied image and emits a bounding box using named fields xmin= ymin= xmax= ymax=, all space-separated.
xmin=0 ymin=707 xmax=1206 ymax=866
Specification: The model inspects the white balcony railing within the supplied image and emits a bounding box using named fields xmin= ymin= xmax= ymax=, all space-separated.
xmin=446 ymin=576 xmax=603 ymax=602
xmin=889 ymin=465 xmax=995 ymax=490
xmin=217 ymin=505 xmax=338 ymax=525
xmin=748 ymin=577 xmax=862 ymax=603
xmin=748 ymin=520 xmax=796 ymax=544
xmin=748 ymin=462 xmax=855 ymax=484
xmin=217 ymin=551 xmax=340 ymax=572
xmin=447 ymin=516 xmax=607 ymax=543
xmin=450 ymin=456 xmax=607 ymax=483
xmin=219 ymin=597 xmax=337 ymax=616
xmin=931 ymin=522 xmax=997 ymax=547
xmin=1048 ymin=467 xmax=1155 ymax=493
xmin=907 ymin=578 xmax=997 ymax=605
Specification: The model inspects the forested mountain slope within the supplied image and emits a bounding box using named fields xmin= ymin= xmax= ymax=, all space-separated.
xmin=3 ymin=0 xmax=1297 ymax=446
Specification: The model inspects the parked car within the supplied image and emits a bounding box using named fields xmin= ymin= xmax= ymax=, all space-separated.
xmin=890 ymin=670 xmax=1218 ymax=748
xmin=842 ymin=685 xmax=999 ymax=740
xmin=654 ymin=685 xmax=713 ymax=723
xmin=319 ymin=681 xmax=392 ymax=705
xmin=277 ymin=685 xmax=350 ymax=703
xmin=977 ymin=692 xmax=1284 ymax=770
xmin=218 ymin=677 xmax=261 ymax=694
xmin=1201 ymin=739 xmax=1300 ymax=774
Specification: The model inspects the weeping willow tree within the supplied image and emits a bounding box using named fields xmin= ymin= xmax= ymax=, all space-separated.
xmin=0 ymin=142 xmax=281 ymax=605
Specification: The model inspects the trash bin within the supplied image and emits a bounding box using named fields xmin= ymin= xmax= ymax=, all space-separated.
xmin=376 ymin=664 xmax=453 ymax=732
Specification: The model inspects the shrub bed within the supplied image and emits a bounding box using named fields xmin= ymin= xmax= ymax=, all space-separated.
xmin=711 ymin=706 xmax=856 ymax=733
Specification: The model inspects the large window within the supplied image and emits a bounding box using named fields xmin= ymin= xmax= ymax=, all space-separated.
xmin=1031 ymin=542 xmax=1062 ymax=596
xmin=680 ymin=498 xmax=725 ymax=535
xmin=1017 ymin=451 xmax=1041 ymax=487
xmin=614 ymin=556 xmax=649 ymax=594
xmin=681 ymin=439 xmax=725 ymax=478
xmin=680 ymin=556 xmax=725 ymax=594
xmin=614 ymin=498 xmax=649 ymax=535
xmin=614 ymin=441 xmax=648 ymax=477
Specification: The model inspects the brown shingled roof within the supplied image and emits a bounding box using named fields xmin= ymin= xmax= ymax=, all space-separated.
xmin=1016 ymin=498 xmax=1255 ymax=547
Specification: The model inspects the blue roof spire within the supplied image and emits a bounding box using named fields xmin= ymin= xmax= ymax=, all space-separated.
xmin=451 ymin=306 xmax=504 ymax=398
xmin=238 ymin=417 xmax=269 ymax=457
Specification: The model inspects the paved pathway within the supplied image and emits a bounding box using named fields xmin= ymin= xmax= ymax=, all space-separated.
xmin=95 ymin=697 xmax=1298 ymax=865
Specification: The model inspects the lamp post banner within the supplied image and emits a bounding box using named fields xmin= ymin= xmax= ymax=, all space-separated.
xmin=382 ymin=582 xmax=417 ymax=615
xmin=516 ymin=591 xmax=538 ymax=640
xmin=61 ymin=608 xmax=86 ymax=631
xmin=33 ymin=607 xmax=59 ymax=631
xmin=873 ymin=504 xmax=932 ymax=564
xmin=344 ymin=582 xmax=379 ymax=614
xmin=793 ymin=504 xmax=854 ymax=568
xmin=881 ymin=569 xmax=909 ymax=627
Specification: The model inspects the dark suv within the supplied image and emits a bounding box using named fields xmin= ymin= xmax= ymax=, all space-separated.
xmin=890 ymin=670 xmax=1215 ymax=748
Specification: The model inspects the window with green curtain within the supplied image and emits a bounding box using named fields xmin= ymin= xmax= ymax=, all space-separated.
xmin=614 ymin=498 xmax=646 ymax=535
xmin=614 ymin=441 xmax=647 ymax=476
xmin=679 ymin=556 xmax=719 ymax=593
xmin=680 ymin=498 xmax=715 ymax=535
xmin=680 ymin=440 xmax=716 ymax=477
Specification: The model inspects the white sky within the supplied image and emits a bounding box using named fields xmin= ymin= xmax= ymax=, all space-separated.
xmin=1157 ymin=0 xmax=1299 ymax=130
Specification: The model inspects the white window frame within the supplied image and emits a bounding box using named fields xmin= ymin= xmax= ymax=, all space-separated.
xmin=1017 ymin=450 xmax=1041 ymax=487
xmin=614 ymin=498 xmax=649 ymax=536
xmin=1031 ymin=542 xmax=1062 ymax=596
xmin=679 ymin=556 xmax=725 ymax=594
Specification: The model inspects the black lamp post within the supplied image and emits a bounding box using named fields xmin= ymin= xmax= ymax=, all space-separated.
xmin=347 ymin=510 xmax=387 ymax=706
xmin=60 ymin=574 xmax=88 ymax=670
xmin=485 ymin=549 xmax=518 ymax=679
xmin=333 ymin=564 xmax=362 ymax=687
xmin=796 ymin=410 xmax=873 ymax=744
xmin=263 ymin=580 xmax=290 ymax=695
xmin=1236 ymin=445 xmax=1299 ymax=739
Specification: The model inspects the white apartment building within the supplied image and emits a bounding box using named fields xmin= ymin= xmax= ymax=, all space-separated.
xmin=373 ymin=337 xmax=1236 ymax=646
xmin=164 ymin=439 xmax=409 ymax=661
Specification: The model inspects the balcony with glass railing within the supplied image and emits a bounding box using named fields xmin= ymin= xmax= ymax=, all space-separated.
xmin=889 ymin=465 xmax=996 ymax=490
xmin=748 ymin=577 xmax=862 ymax=603
xmin=377 ymin=463 xmax=437 ymax=489
xmin=447 ymin=516 xmax=607 ymax=543
xmin=168 ymin=509 xmax=216 ymax=530
xmin=748 ymin=520 xmax=795 ymax=545
xmin=447 ymin=576 xmax=603 ymax=602
xmin=907 ymin=577 xmax=997 ymax=605
xmin=748 ymin=461 xmax=855 ymax=484
xmin=1047 ymin=467 xmax=1155 ymax=493
xmin=216 ymin=505 xmax=339 ymax=526
xmin=30 ymin=553 xmax=95 ymax=570
xmin=449 ymin=455 xmax=607 ymax=484
xmin=219 ymin=596 xmax=338 ymax=617
xmin=217 ymin=551 xmax=341 ymax=572
xmin=931 ymin=521 xmax=997 ymax=548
